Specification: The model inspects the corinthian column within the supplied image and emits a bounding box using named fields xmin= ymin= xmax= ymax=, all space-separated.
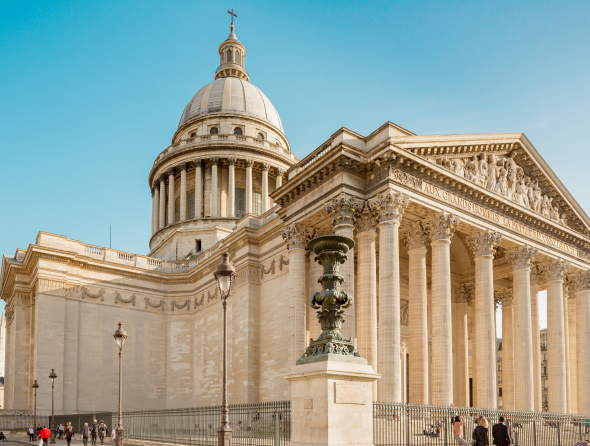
xmin=261 ymin=163 xmax=269 ymax=213
xmin=228 ymin=158 xmax=236 ymax=218
xmin=506 ymin=245 xmax=537 ymax=411
xmin=452 ymin=285 xmax=471 ymax=407
xmin=563 ymin=283 xmax=571 ymax=413
xmin=179 ymin=163 xmax=187 ymax=221
xmin=159 ymin=176 xmax=166 ymax=230
xmin=194 ymin=159 xmax=203 ymax=219
xmin=245 ymin=159 xmax=253 ymax=215
xmin=501 ymin=291 xmax=515 ymax=409
xmin=354 ymin=201 xmax=379 ymax=383
xmin=568 ymin=289 xmax=578 ymax=414
xmin=151 ymin=186 xmax=158 ymax=235
xmin=325 ymin=194 xmax=357 ymax=341
xmin=467 ymin=230 xmax=501 ymax=409
xmin=543 ymin=259 xmax=570 ymax=413
xmin=404 ymin=222 xmax=429 ymax=404
xmin=281 ymin=223 xmax=310 ymax=366
xmin=530 ymin=267 xmax=542 ymax=412
xmin=167 ymin=168 xmax=175 ymax=226
xmin=427 ymin=211 xmax=460 ymax=405
xmin=210 ymin=158 xmax=219 ymax=218
xmin=371 ymin=190 xmax=408 ymax=402
xmin=276 ymin=168 xmax=283 ymax=188
xmin=573 ymin=271 xmax=590 ymax=415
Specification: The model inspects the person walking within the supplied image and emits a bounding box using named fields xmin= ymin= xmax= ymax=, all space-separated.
xmin=54 ymin=425 xmax=60 ymax=441
xmin=90 ymin=420 xmax=98 ymax=446
xmin=110 ymin=425 xmax=117 ymax=443
xmin=28 ymin=427 xmax=35 ymax=442
xmin=492 ymin=416 xmax=511 ymax=446
xmin=82 ymin=423 xmax=90 ymax=446
xmin=40 ymin=426 xmax=51 ymax=446
xmin=98 ymin=421 xmax=108 ymax=445
xmin=59 ymin=424 xmax=65 ymax=440
xmin=472 ymin=417 xmax=489 ymax=446
xmin=453 ymin=415 xmax=468 ymax=445
xmin=64 ymin=423 xmax=74 ymax=446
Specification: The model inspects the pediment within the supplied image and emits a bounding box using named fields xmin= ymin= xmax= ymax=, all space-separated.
xmin=396 ymin=135 xmax=590 ymax=238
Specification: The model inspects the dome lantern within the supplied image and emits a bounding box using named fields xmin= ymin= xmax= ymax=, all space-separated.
xmin=215 ymin=10 xmax=249 ymax=82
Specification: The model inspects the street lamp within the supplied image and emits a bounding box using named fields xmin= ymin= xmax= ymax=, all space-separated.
xmin=32 ymin=380 xmax=39 ymax=430
xmin=214 ymin=252 xmax=237 ymax=446
xmin=49 ymin=369 xmax=57 ymax=444
xmin=113 ymin=322 xmax=128 ymax=446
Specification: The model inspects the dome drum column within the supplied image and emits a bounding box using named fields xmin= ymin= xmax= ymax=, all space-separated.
xmin=245 ymin=159 xmax=253 ymax=215
xmin=194 ymin=159 xmax=203 ymax=219
xmin=179 ymin=163 xmax=188 ymax=222
xmin=228 ymin=158 xmax=236 ymax=218
xmin=211 ymin=158 xmax=219 ymax=218
xmin=159 ymin=177 xmax=166 ymax=230
xmin=261 ymin=163 xmax=269 ymax=213
xmin=167 ymin=168 xmax=175 ymax=226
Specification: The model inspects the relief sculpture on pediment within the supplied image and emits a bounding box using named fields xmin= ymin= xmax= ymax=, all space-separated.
xmin=436 ymin=152 xmax=567 ymax=226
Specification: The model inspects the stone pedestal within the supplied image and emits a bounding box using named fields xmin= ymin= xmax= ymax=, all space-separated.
xmin=285 ymin=359 xmax=379 ymax=446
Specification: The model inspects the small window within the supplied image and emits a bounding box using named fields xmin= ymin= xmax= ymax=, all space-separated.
xmin=196 ymin=239 xmax=202 ymax=252
xmin=236 ymin=51 xmax=241 ymax=65
xmin=498 ymin=388 xmax=502 ymax=397
xmin=210 ymin=127 xmax=219 ymax=135
xmin=188 ymin=191 xmax=195 ymax=219
xmin=190 ymin=132 xmax=196 ymax=138
xmin=233 ymin=127 xmax=243 ymax=135
xmin=227 ymin=49 xmax=232 ymax=63
xmin=253 ymin=191 xmax=262 ymax=216
xmin=257 ymin=133 xmax=264 ymax=140
xmin=235 ymin=188 xmax=245 ymax=219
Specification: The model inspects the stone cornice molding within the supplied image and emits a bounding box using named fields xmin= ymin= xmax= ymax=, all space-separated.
xmin=427 ymin=211 xmax=460 ymax=242
xmin=281 ymin=223 xmax=310 ymax=251
xmin=403 ymin=221 xmax=428 ymax=251
xmin=467 ymin=229 xmax=502 ymax=257
xmin=325 ymin=193 xmax=358 ymax=228
xmin=507 ymin=245 xmax=538 ymax=270
xmin=369 ymin=189 xmax=409 ymax=225
xmin=572 ymin=271 xmax=590 ymax=293
xmin=353 ymin=200 xmax=378 ymax=234
xmin=542 ymin=259 xmax=570 ymax=282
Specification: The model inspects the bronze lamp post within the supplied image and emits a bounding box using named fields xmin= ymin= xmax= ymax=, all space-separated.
xmin=32 ymin=380 xmax=39 ymax=431
xmin=113 ymin=323 xmax=128 ymax=446
xmin=49 ymin=369 xmax=57 ymax=444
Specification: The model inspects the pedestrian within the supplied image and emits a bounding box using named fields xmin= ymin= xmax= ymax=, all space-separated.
xmin=110 ymin=425 xmax=117 ymax=443
xmin=492 ymin=416 xmax=511 ymax=446
xmin=40 ymin=425 xmax=51 ymax=446
xmin=64 ymin=422 xmax=74 ymax=446
xmin=29 ymin=427 xmax=35 ymax=442
xmin=54 ymin=425 xmax=60 ymax=440
xmin=91 ymin=420 xmax=98 ymax=446
xmin=574 ymin=441 xmax=590 ymax=446
xmin=453 ymin=415 xmax=468 ymax=446
xmin=36 ymin=425 xmax=42 ymax=442
xmin=472 ymin=417 xmax=489 ymax=446
xmin=98 ymin=420 xmax=108 ymax=445
xmin=82 ymin=423 xmax=90 ymax=446
xmin=60 ymin=424 xmax=65 ymax=440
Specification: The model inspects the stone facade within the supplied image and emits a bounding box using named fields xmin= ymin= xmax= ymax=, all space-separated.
xmin=3 ymin=23 xmax=590 ymax=415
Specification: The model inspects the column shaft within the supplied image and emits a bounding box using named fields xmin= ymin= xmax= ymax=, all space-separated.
xmin=261 ymin=165 xmax=269 ymax=213
xmin=576 ymin=282 xmax=590 ymax=414
xmin=159 ymin=179 xmax=166 ymax=230
xmin=530 ymin=276 xmax=542 ymax=412
xmin=563 ymin=290 xmax=571 ymax=413
xmin=546 ymin=268 xmax=568 ymax=413
xmin=513 ymin=268 xmax=534 ymax=411
xmin=179 ymin=166 xmax=187 ymax=221
xmin=377 ymin=221 xmax=401 ymax=401
xmin=568 ymin=295 xmax=577 ymax=413
xmin=276 ymin=169 xmax=283 ymax=188
xmin=245 ymin=160 xmax=253 ymax=214
xmin=502 ymin=303 xmax=514 ymax=409
xmin=452 ymin=299 xmax=469 ymax=407
xmin=211 ymin=159 xmax=219 ymax=218
xmin=167 ymin=171 xmax=175 ymax=226
xmin=408 ymin=244 xmax=428 ymax=404
xmin=194 ymin=160 xmax=203 ymax=218
xmin=228 ymin=159 xmax=235 ymax=218
xmin=357 ymin=231 xmax=378 ymax=376
xmin=151 ymin=188 xmax=158 ymax=235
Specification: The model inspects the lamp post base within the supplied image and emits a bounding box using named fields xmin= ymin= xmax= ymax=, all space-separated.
xmin=218 ymin=427 xmax=232 ymax=446
xmin=115 ymin=427 xmax=124 ymax=446
xmin=50 ymin=433 xmax=56 ymax=444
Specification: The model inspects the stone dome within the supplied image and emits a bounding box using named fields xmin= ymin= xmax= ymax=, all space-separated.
xmin=178 ymin=77 xmax=284 ymax=133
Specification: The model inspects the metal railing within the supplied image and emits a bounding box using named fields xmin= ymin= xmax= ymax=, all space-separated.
xmin=374 ymin=402 xmax=590 ymax=446
xmin=0 ymin=410 xmax=47 ymax=430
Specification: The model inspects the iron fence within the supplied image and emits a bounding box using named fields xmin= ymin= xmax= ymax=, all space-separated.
xmin=0 ymin=410 xmax=48 ymax=430
xmin=374 ymin=402 xmax=590 ymax=446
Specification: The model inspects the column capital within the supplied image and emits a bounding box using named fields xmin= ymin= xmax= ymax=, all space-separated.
xmin=496 ymin=289 xmax=513 ymax=307
xmin=541 ymin=258 xmax=570 ymax=282
xmin=159 ymin=174 xmax=167 ymax=183
xmin=427 ymin=211 xmax=460 ymax=242
xmin=353 ymin=200 xmax=378 ymax=234
xmin=275 ymin=167 xmax=284 ymax=176
xmin=227 ymin=157 xmax=237 ymax=166
xmin=324 ymin=193 xmax=358 ymax=228
xmin=369 ymin=189 xmax=409 ymax=225
xmin=467 ymin=229 xmax=502 ymax=257
xmin=151 ymin=187 xmax=156 ymax=197
xmin=244 ymin=158 xmax=254 ymax=168
xmin=453 ymin=283 xmax=474 ymax=304
xmin=210 ymin=157 xmax=220 ymax=166
xmin=571 ymin=270 xmax=590 ymax=292
xmin=530 ymin=264 xmax=541 ymax=284
xmin=193 ymin=158 xmax=203 ymax=168
xmin=281 ymin=222 xmax=310 ymax=251
xmin=403 ymin=221 xmax=428 ymax=250
xmin=261 ymin=162 xmax=270 ymax=171
xmin=507 ymin=245 xmax=538 ymax=270
xmin=177 ymin=162 xmax=188 ymax=171
xmin=166 ymin=167 xmax=176 ymax=177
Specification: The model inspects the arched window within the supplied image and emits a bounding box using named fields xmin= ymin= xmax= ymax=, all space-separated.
xmin=233 ymin=127 xmax=243 ymax=135
xmin=236 ymin=51 xmax=241 ymax=65
xmin=190 ymin=132 xmax=196 ymax=138
xmin=257 ymin=133 xmax=264 ymax=140
xmin=210 ymin=127 xmax=219 ymax=135
xmin=227 ymin=49 xmax=232 ymax=63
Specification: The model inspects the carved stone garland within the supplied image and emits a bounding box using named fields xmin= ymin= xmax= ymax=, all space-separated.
xmin=115 ymin=292 xmax=136 ymax=306
xmin=82 ymin=287 xmax=105 ymax=301
xmin=171 ymin=299 xmax=191 ymax=311
xmin=144 ymin=297 xmax=165 ymax=310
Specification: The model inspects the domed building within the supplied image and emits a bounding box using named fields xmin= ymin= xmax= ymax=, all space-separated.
xmin=148 ymin=22 xmax=297 ymax=260
xmin=3 ymin=19 xmax=590 ymax=418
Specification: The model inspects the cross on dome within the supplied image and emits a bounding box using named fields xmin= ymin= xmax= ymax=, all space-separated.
xmin=227 ymin=8 xmax=237 ymax=35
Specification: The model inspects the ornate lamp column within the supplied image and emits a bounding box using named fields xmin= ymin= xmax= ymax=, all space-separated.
xmin=179 ymin=163 xmax=188 ymax=221
xmin=530 ymin=266 xmax=543 ymax=412
xmin=211 ymin=158 xmax=219 ymax=218
xmin=403 ymin=222 xmax=429 ymax=404
xmin=468 ymin=230 xmax=502 ymax=409
xmin=325 ymin=194 xmax=358 ymax=341
xmin=159 ymin=176 xmax=166 ymax=230
xmin=194 ymin=159 xmax=203 ymax=219
xmin=573 ymin=271 xmax=590 ymax=415
xmin=281 ymin=223 xmax=310 ymax=367
xmin=32 ymin=380 xmax=39 ymax=430
xmin=49 ymin=369 xmax=57 ymax=444
xmin=113 ymin=323 xmax=128 ymax=446
xmin=228 ymin=158 xmax=236 ymax=218
xmin=245 ymin=159 xmax=253 ymax=214
xmin=167 ymin=168 xmax=175 ymax=226
xmin=542 ymin=259 xmax=570 ymax=413
xmin=354 ymin=201 xmax=379 ymax=393
xmin=427 ymin=211 xmax=460 ymax=406
xmin=261 ymin=163 xmax=269 ymax=213
xmin=371 ymin=190 xmax=408 ymax=402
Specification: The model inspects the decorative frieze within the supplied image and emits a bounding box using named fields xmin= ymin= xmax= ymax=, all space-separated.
xmin=427 ymin=211 xmax=460 ymax=242
xmin=281 ymin=223 xmax=310 ymax=251
xmin=542 ymin=259 xmax=571 ymax=282
xmin=366 ymin=165 xmax=423 ymax=190
xmin=171 ymin=299 xmax=191 ymax=311
xmin=369 ymin=189 xmax=409 ymax=224
xmin=144 ymin=297 xmax=165 ymax=310
xmin=403 ymin=222 xmax=428 ymax=250
xmin=467 ymin=229 xmax=502 ymax=257
xmin=114 ymin=292 xmax=136 ymax=306
xmin=261 ymin=259 xmax=275 ymax=277
xmin=82 ymin=287 xmax=105 ymax=301
xmin=507 ymin=245 xmax=538 ymax=270
xmin=279 ymin=254 xmax=289 ymax=270
xmin=324 ymin=193 xmax=358 ymax=228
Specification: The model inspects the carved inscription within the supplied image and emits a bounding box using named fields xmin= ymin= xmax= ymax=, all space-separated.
xmin=334 ymin=381 xmax=366 ymax=405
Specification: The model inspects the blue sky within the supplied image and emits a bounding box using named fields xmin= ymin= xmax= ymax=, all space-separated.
xmin=1 ymin=1 xmax=588 ymax=329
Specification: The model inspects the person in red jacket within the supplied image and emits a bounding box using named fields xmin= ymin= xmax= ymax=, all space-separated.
xmin=40 ymin=426 xmax=51 ymax=446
